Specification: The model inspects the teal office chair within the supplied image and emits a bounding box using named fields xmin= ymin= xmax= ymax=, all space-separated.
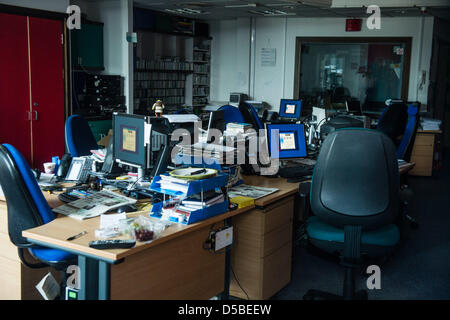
xmin=300 ymin=129 xmax=401 ymax=300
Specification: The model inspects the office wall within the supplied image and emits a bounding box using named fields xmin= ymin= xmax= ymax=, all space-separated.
xmin=210 ymin=18 xmax=251 ymax=103
xmin=0 ymin=0 xmax=70 ymax=13
xmin=210 ymin=16 xmax=434 ymax=111
xmin=71 ymin=0 xmax=133 ymax=112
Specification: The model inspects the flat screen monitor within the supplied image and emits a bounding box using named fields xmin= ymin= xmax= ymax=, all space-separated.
xmin=113 ymin=113 xmax=148 ymax=170
xmin=279 ymin=99 xmax=302 ymax=119
xmin=266 ymin=123 xmax=307 ymax=159
xmin=207 ymin=110 xmax=225 ymax=143
xmin=346 ymin=100 xmax=362 ymax=115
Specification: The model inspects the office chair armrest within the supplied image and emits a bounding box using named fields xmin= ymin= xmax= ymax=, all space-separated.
xmin=18 ymin=247 xmax=48 ymax=269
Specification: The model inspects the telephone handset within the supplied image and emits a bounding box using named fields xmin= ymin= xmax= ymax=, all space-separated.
xmin=64 ymin=157 xmax=94 ymax=183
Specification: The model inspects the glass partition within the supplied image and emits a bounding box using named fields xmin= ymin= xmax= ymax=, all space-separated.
xmin=296 ymin=38 xmax=411 ymax=114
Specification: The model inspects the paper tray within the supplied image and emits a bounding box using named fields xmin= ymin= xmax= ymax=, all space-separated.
xmin=150 ymin=200 xmax=229 ymax=225
xmin=149 ymin=173 xmax=228 ymax=197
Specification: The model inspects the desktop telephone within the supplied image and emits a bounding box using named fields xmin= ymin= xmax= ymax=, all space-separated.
xmin=64 ymin=157 xmax=94 ymax=183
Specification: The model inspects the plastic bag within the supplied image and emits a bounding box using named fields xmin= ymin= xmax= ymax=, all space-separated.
xmin=126 ymin=215 xmax=169 ymax=242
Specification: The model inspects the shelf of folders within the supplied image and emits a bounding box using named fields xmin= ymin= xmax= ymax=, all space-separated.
xmin=149 ymin=171 xmax=229 ymax=225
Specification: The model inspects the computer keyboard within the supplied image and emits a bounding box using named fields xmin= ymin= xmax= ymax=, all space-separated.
xmin=278 ymin=164 xmax=314 ymax=178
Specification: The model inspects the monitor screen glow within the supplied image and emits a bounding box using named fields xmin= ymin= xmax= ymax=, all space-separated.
xmin=279 ymin=99 xmax=302 ymax=119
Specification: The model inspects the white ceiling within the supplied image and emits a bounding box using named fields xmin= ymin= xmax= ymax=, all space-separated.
xmin=132 ymin=0 xmax=450 ymax=20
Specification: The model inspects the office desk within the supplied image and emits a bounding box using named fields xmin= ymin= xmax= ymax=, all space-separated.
xmin=230 ymin=175 xmax=298 ymax=300
xmin=0 ymin=193 xmax=64 ymax=299
xmin=20 ymin=201 xmax=254 ymax=300
xmin=409 ymin=130 xmax=441 ymax=176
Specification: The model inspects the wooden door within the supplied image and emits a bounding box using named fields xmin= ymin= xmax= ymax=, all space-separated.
xmin=28 ymin=17 xmax=65 ymax=168
xmin=0 ymin=13 xmax=32 ymax=163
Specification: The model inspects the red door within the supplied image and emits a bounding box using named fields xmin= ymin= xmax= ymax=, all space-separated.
xmin=28 ymin=17 xmax=65 ymax=169
xmin=0 ymin=13 xmax=32 ymax=163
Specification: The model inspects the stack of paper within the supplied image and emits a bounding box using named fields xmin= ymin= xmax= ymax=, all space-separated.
xmin=420 ymin=118 xmax=441 ymax=131
xmin=52 ymin=190 xmax=137 ymax=220
xmin=225 ymin=122 xmax=252 ymax=135
xmin=179 ymin=191 xmax=225 ymax=212
xmin=90 ymin=149 xmax=106 ymax=162
xmin=158 ymin=175 xmax=190 ymax=193
xmin=179 ymin=142 xmax=236 ymax=161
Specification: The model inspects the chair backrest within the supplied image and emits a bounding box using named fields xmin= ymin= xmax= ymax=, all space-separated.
xmin=65 ymin=115 xmax=98 ymax=157
xmin=0 ymin=144 xmax=54 ymax=247
xmin=218 ymin=104 xmax=245 ymax=126
xmin=397 ymin=103 xmax=420 ymax=161
xmin=310 ymin=129 xmax=399 ymax=230
xmin=376 ymin=102 xmax=408 ymax=146
xmin=238 ymin=102 xmax=263 ymax=130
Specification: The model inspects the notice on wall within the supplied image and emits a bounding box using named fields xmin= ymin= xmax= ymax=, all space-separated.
xmin=261 ymin=48 xmax=276 ymax=67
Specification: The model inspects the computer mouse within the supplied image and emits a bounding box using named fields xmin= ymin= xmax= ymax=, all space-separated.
xmin=115 ymin=205 xmax=136 ymax=214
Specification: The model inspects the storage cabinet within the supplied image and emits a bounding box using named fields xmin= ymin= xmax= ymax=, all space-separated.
xmin=409 ymin=130 xmax=441 ymax=176
xmin=71 ymin=20 xmax=104 ymax=70
xmin=0 ymin=12 xmax=66 ymax=169
xmin=230 ymin=196 xmax=294 ymax=299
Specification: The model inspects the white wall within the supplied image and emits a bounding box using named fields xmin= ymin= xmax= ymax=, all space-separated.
xmin=210 ymin=18 xmax=251 ymax=102
xmin=0 ymin=0 xmax=69 ymax=12
xmin=210 ymin=16 xmax=434 ymax=110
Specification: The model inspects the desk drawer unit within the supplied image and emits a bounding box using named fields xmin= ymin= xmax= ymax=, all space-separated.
xmin=409 ymin=133 xmax=435 ymax=176
xmin=230 ymin=196 xmax=294 ymax=299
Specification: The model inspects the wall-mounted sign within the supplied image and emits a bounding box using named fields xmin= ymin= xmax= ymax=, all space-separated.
xmin=345 ymin=19 xmax=362 ymax=32
xmin=261 ymin=48 xmax=276 ymax=67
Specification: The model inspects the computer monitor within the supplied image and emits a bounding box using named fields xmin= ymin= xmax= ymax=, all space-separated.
xmin=266 ymin=123 xmax=307 ymax=159
xmin=346 ymin=100 xmax=362 ymax=115
xmin=279 ymin=99 xmax=302 ymax=119
xmin=207 ymin=110 xmax=225 ymax=143
xmin=113 ymin=113 xmax=149 ymax=178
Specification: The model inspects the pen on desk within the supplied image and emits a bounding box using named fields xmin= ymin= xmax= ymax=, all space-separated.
xmin=66 ymin=231 xmax=87 ymax=241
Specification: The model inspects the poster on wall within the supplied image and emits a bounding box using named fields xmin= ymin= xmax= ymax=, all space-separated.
xmin=261 ymin=48 xmax=276 ymax=67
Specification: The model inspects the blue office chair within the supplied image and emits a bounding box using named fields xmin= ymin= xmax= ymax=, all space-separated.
xmin=396 ymin=103 xmax=420 ymax=161
xmin=238 ymin=102 xmax=264 ymax=130
xmin=218 ymin=104 xmax=245 ymax=126
xmin=301 ymin=129 xmax=400 ymax=300
xmin=376 ymin=101 xmax=420 ymax=161
xmin=65 ymin=115 xmax=99 ymax=157
xmin=0 ymin=144 xmax=76 ymax=296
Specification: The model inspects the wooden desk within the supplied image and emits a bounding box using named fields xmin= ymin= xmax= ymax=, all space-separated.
xmin=22 ymin=204 xmax=253 ymax=300
xmin=1 ymin=190 xmax=254 ymax=300
xmin=409 ymin=130 xmax=441 ymax=176
xmin=230 ymin=175 xmax=298 ymax=300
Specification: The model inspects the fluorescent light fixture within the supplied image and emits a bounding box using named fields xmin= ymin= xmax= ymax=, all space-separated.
xmin=225 ymin=3 xmax=257 ymax=8
xmin=249 ymin=9 xmax=296 ymax=16
xmin=165 ymin=8 xmax=204 ymax=14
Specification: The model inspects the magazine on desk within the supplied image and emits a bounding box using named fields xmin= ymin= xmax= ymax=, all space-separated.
xmin=53 ymin=190 xmax=137 ymax=220
xmin=228 ymin=184 xmax=279 ymax=199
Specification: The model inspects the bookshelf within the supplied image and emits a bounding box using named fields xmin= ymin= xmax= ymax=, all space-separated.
xmin=192 ymin=38 xmax=211 ymax=108
xmin=133 ymin=29 xmax=211 ymax=115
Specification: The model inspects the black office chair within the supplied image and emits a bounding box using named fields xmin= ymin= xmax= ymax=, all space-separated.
xmin=0 ymin=144 xmax=77 ymax=299
xmin=301 ymin=129 xmax=401 ymax=300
